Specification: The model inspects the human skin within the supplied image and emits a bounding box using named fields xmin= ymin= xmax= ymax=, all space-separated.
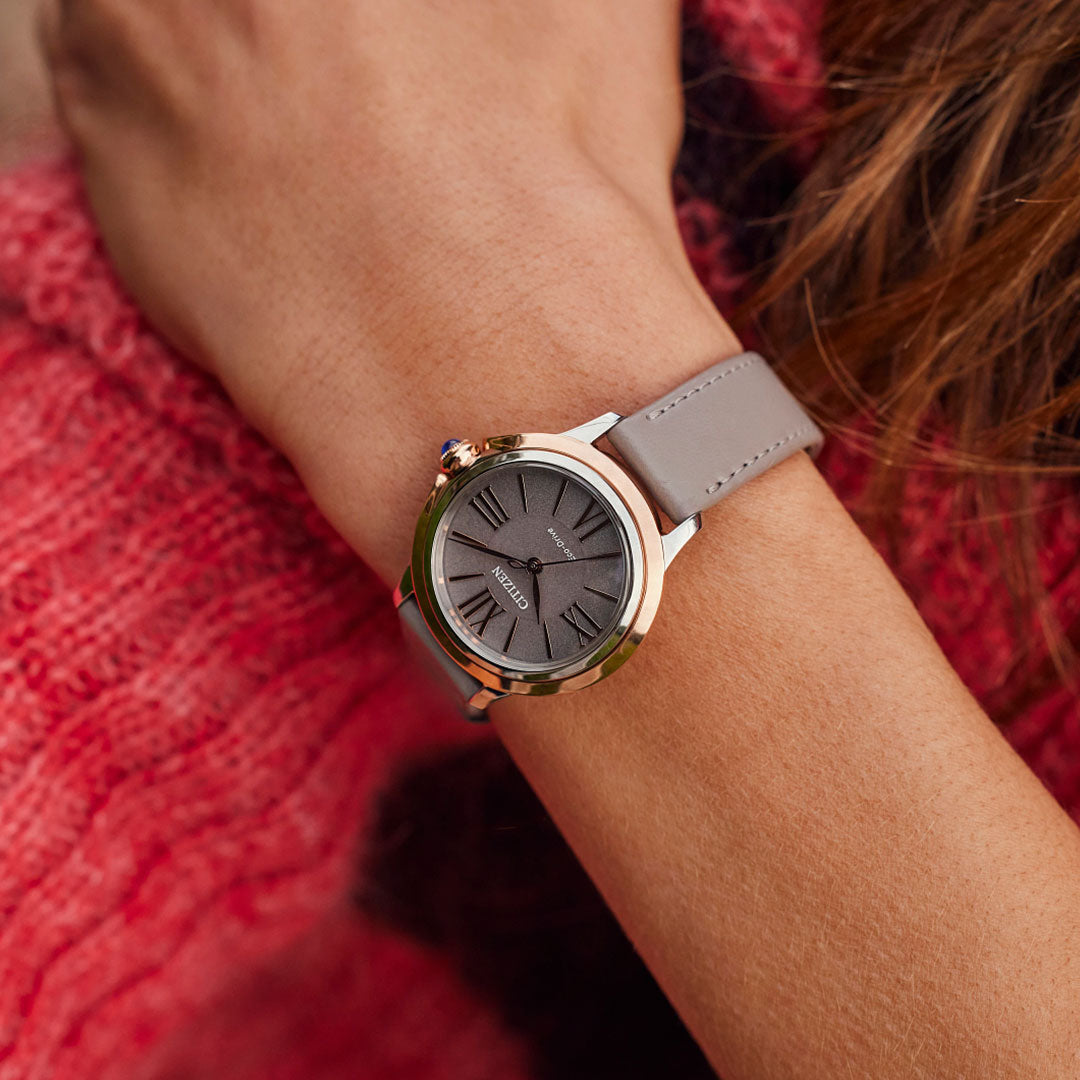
xmin=39 ymin=1 xmax=1080 ymax=1076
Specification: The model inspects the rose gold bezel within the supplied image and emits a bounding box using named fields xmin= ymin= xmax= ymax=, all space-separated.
xmin=405 ymin=432 xmax=666 ymax=700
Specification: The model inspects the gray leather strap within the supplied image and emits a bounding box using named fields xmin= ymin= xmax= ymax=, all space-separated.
xmin=607 ymin=351 xmax=822 ymax=523
xmin=398 ymin=593 xmax=488 ymax=720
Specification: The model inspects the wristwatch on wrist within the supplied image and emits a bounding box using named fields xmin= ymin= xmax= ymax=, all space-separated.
xmin=393 ymin=351 xmax=823 ymax=719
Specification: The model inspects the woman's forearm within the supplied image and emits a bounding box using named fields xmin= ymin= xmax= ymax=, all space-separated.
xmin=242 ymin=208 xmax=1080 ymax=1077
xmin=497 ymin=451 xmax=1080 ymax=1078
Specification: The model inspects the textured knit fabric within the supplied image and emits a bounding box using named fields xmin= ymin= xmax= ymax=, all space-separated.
xmin=1 ymin=4 xmax=1078 ymax=1080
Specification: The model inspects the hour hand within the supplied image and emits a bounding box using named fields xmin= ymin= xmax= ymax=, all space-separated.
xmin=532 ymin=565 xmax=541 ymax=623
xmin=449 ymin=531 xmax=527 ymax=569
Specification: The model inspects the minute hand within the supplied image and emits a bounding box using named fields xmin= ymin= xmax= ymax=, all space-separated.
xmin=542 ymin=551 xmax=621 ymax=566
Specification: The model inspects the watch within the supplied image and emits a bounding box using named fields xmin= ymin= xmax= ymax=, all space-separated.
xmin=393 ymin=351 xmax=823 ymax=719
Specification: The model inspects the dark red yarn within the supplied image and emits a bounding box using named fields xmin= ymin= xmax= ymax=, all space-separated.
xmin=0 ymin=3 xmax=1078 ymax=1078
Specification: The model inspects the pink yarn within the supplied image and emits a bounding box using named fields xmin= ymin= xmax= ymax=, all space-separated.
xmin=0 ymin=158 xmax=516 ymax=1080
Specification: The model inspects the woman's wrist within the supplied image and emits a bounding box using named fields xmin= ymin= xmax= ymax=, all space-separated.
xmin=223 ymin=175 xmax=741 ymax=584
xmin=42 ymin=0 xmax=712 ymax=586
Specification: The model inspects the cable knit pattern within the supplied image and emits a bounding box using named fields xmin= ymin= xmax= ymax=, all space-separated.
xmin=0 ymin=164 xmax=517 ymax=1080
xmin=0 ymin=3 xmax=1078 ymax=1078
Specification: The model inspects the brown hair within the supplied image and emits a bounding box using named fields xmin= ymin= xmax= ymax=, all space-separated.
xmin=744 ymin=0 xmax=1080 ymax=696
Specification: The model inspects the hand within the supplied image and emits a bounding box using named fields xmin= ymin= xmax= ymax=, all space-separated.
xmin=541 ymin=552 xmax=621 ymax=566
xmin=447 ymin=533 xmax=527 ymax=569
xmin=41 ymin=1 xmax=690 ymax=395
xmin=531 ymin=566 xmax=542 ymax=625
xmin=39 ymin=0 xmax=740 ymax=583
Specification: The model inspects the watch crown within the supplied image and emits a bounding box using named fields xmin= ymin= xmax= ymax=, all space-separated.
xmin=440 ymin=438 xmax=479 ymax=475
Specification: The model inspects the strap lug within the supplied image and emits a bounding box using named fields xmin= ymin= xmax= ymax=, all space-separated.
xmin=559 ymin=411 xmax=622 ymax=445
xmin=465 ymin=687 xmax=505 ymax=721
xmin=661 ymin=513 xmax=701 ymax=568
xmin=393 ymin=565 xmax=414 ymax=607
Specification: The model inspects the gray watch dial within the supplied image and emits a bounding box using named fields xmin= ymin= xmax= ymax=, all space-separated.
xmin=432 ymin=462 xmax=631 ymax=669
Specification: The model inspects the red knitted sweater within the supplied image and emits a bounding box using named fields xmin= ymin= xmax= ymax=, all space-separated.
xmin=1 ymin=3 xmax=1077 ymax=1078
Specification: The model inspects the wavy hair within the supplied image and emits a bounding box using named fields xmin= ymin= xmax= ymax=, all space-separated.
xmin=746 ymin=0 xmax=1080 ymax=692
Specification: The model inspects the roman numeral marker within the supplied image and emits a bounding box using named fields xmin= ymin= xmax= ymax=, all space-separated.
xmin=573 ymin=497 xmax=607 ymax=540
xmin=552 ymin=477 xmax=569 ymax=517
xmin=458 ymin=588 xmax=506 ymax=637
xmin=578 ymin=519 xmax=609 ymax=542
xmin=503 ymin=617 xmax=519 ymax=654
xmin=470 ymin=485 xmax=509 ymax=530
xmin=560 ymin=601 xmax=603 ymax=646
xmin=450 ymin=530 xmax=487 ymax=549
xmin=584 ymin=584 xmax=620 ymax=603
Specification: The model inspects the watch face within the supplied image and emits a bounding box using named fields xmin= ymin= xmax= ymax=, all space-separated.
xmin=431 ymin=460 xmax=633 ymax=671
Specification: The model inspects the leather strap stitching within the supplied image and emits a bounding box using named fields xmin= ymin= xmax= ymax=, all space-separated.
xmin=705 ymin=424 xmax=819 ymax=496
xmin=644 ymin=355 xmax=762 ymax=422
